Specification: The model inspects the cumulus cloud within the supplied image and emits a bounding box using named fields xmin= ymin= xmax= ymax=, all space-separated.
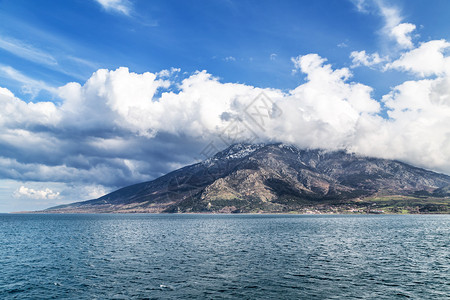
xmin=349 ymin=36 xmax=450 ymax=173
xmin=1 ymin=56 xmax=374 ymax=176
xmin=385 ymin=40 xmax=450 ymax=77
xmin=286 ymin=54 xmax=380 ymax=148
xmin=350 ymin=50 xmax=386 ymax=67
xmin=0 ymin=59 xmax=380 ymax=194
xmin=0 ymin=84 xmax=58 ymax=127
xmin=390 ymin=23 xmax=416 ymax=49
xmin=58 ymin=67 xmax=170 ymax=137
xmin=353 ymin=76 xmax=450 ymax=173
xmin=2 ymin=43 xmax=450 ymax=209
xmin=14 ymin=186 xmax=60 ymax=200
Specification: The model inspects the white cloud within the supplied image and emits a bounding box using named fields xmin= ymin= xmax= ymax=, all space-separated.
xmin=350 ymin=50 xmax=386 ymax=67
xmin=390 ymin=23 xmax=416 ymax=49
xmin=0 ymin=65 xmax=57 ymax=97
xmin=353 ymin=76 xmax=450 ymax=173
xmin=379 ymin=3 xmax=416 ymax=49
xmin=0 ymin=87 xmax=14 ymax=98
xmin=57 ymin=67 xmax=170 ymax=137
xmin=385 ymin=40 xmax=450 ymax=77
xmin=292 ymin=54 xmax=327 ymax=74
xmin=1 ymin=60 xmax=380 ymax=191
xmin=286 ymin=54 xmax=380 ymax=148
xmin=95 ymin=0 xmax=132 ymax=15
xmin=0 ymin=81 xmax=58 ymax=127
xmin=14 ymin=186 xmax=60 ymax=200
xmin=378 ymin=3 xmax=401 ymax=31
xmin=270 ymin=53 xmax=277 ymax=60
xmin=156 ymin=67 xmax=180 ymax=78
xmin=2 ymin=46 xmax=450 ymax=211
xmin=378 ymin=2 xmax=416 ymax=49
xmin=354 ymin=1 xmax=417 ymax=49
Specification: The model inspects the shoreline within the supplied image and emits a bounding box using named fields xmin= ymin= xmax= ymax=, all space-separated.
xmin=8 ymin=211 xmax=450 ymax=215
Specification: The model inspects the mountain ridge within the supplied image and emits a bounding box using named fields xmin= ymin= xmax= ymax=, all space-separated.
xmin=45 ymin=143 xmax=450 ymax=214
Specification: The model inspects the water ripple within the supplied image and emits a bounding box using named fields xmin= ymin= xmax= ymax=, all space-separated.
xmin=0 ymin=214 xmax=449 ymax=299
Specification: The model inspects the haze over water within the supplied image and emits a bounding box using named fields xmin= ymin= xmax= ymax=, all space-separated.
xmin=0 ymin=214 xmax=448 ymax=299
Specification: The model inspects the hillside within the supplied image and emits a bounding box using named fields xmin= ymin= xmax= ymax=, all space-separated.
xmin=45 ymin=144 xmax=450 ymax=214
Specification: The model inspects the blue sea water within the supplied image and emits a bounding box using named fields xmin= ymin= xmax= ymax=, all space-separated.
xmin=0 ymin=214 xmax=449 ymax=299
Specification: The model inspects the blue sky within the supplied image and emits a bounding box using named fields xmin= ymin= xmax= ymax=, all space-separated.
xmin=1 ymin=0 xmax=450 ymax=212
xmin=2 ymin=0 xmax=448 ymax=99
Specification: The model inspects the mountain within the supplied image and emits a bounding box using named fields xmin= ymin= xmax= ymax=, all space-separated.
xmin=45 ymin=143 xmax=450 ymax=214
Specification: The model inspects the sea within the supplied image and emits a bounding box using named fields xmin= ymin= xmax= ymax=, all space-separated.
xmin=0 ymin=214 xmax=448 ymax=299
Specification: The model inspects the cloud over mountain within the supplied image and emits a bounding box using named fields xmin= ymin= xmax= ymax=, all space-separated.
xmin=3 ymin=0 xmax=450 ymax=209
xmin=1 ymin=46 xmax=450 ymax=196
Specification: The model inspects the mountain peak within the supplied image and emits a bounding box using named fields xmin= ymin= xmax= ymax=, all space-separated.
xmin=45 ymin=143 xmax=450 ymax=214
xmin=212 ymin=143 xmax=266 ymax=160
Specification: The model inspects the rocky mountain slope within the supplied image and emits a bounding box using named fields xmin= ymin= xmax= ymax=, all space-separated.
xmin=46 ymin=143 xmax=450 ymax=213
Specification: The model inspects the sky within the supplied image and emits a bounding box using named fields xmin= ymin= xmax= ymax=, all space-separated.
xmin=1 ymin=0 xmax=450 ymax=212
